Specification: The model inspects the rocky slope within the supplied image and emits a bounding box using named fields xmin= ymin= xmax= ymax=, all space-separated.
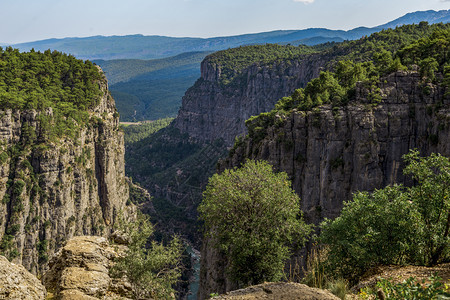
xmin=0 ymin=255 xmax=47 ymax=299
xmin=198 ymin=70 xmax=450 ymax=298
xmin=0 ymin=70 xmax=134 ymax=275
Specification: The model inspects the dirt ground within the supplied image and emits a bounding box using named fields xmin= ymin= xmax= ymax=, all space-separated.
xmin=350 ymin=263 xmax=450 ymax=296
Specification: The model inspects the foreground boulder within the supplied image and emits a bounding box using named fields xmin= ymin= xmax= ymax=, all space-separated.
xmin=212 ymin=282 xmax=340 ymax=300
xmin=43 ymin=236 xmax=132 ymax=299
xmin=0 ymin=255 xmax=46 ymax=299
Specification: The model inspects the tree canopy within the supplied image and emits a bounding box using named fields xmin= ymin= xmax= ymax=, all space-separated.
xmin=0 ymin=47 xmax=102 ymax=112
xmin=198 ymin=160 xmax=312 ymax=286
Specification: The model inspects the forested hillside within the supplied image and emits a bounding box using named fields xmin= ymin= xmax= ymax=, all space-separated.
xmin=95 ymin=52 xmax=210 ymax=121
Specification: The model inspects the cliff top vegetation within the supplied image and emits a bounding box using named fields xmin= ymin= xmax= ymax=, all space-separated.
xmin=242 ymin=24 xmax=450 ymax=146
xmin=205 ymin=44 xmax=320 ymax=86
xmin=0 ymin=47 xmax=103 ymax=112
xmin=0 ymin=47 xmax=107 ymax=142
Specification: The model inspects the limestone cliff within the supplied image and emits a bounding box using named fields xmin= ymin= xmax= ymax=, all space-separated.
xmin=198 ymin=70 xmax=449 ymax=298
xmin=0 ymin=70 xmax=134 ymax=275
xmin=173 ymin=52 xmax=327 ymax=146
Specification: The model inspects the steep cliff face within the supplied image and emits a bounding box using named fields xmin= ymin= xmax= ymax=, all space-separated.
xmin=198 ymin=71 xmax=449 ymax=298
xmin=226 ymin=71 xmax=449 ymax=223
xmin=173 ymin=53 xmax=327 ymax=146
xmin=0 ymin=73 xmax=133 ymax=275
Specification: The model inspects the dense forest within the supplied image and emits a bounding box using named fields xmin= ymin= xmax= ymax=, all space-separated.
xmin=0 ymin=47 xmax=105 ymax=141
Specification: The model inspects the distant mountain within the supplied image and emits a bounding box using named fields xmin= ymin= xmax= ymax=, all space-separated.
xmin=10 ymin=10 xmax=450 ymax=61
xmin=377 ymin=9 xmax=450 ymax=29
xmin=11 ymin=9 xmax=447 ymax=122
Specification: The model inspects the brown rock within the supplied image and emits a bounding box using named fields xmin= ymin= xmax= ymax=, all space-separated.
xmin=0 ymin=255 xmax=46 ymax=300
xmin=212 ymin=282 xmax=340 ymax=300
xmin=43 ymin=236 xmax=132 ymax=300
xmin=59 ymin=289 xmax=98 ymax=300
xmin=60 ymin=267 xmax=110 ymax=296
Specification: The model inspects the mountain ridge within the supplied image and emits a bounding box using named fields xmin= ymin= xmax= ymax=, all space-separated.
xmin=8 ymin=9 xmax=450 ymax=60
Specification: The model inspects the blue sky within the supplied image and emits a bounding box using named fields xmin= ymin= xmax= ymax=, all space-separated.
xmin=1 ymin=0 xmax=449 ymax=44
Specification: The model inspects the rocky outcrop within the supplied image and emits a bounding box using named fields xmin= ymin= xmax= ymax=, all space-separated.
xmin=0 ymin=70 xmax=134 ymax=275
xmin=173 ymin=53 xmax=328 ymax=146
xmin=199 ymin=71 xmax=450 ymax=297
xmin=0 ymin=255 xmax=46 ymax=300
xmin=43 ymin=235 xmax=132 ymax=299
xmin=211 ymin=282 xmax=340 ymax=300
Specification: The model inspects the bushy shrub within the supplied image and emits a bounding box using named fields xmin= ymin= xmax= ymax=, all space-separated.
xmin=320 ymin=150 xmax=449 ymax=280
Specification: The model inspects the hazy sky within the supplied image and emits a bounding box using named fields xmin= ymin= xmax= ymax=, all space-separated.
xmin=1 ymin=0 xmax=449 ymax=44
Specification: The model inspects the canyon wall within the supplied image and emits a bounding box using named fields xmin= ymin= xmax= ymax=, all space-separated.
xmin=173 ymin=53 xmax=328 ymax=146
xmin=0 ymin=72 xmax=134 ymax=274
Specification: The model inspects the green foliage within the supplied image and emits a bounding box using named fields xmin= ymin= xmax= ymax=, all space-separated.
xmin=0 ymin=47 xmax=102 ymax=111
xmin=111 ymin=213 xmax=182 ymax=300
xmin=0 ymin=151 xmax=8 ymax=164
xmin=320 ymin=150 xmax=449 ymax=280
xmin=240 ymin=24 xmax=449 ymax=148
xmin=207 ymin=44 xmax=317 ymax=86
xmin=125 ymin=126 xmax=202 ymax=178
xmin=121 ymin=118 xmax=173 ymax=144
xmin=320 ymin=185 xmax=419 ymax=280
xmin=360 ymin=276 xmax=450 ymax=300
xmin=327 ymin=278 xmax=348 ymax=300
xmin=0 ymin=47 xmax=103 ymax=141
xmin=36 ymin=239 xmax=48 ymax=263
xmin=402 ymin=150 xmax=450 ymax=266
xmin=332 ymin=23 xmax=450 ymax=64
xmin=128 ymin=181 xmax=150 ymax=205
xmin=198 ymin=160 xmax=312 ymax=286
xmin=397 ymin=28 xmax=450 ymax=73
xmin=12 ymin=179 xmax=25 ymax=197
xmin=0 ymin=234 xmax=18 ymax=261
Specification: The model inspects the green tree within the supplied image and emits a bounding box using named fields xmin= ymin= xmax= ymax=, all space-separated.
xmin=319 ymin=185 xmax=420 ymax=280
xmin=403 ymin=150 xmax=450 ymax=265
xmin=198 ymin=160 xmax=312 ymax=286
xmin=111 ymin=213 xmax=182 ymax=300
xmin=320 ymin=150 xmax=449 ymax=280
xmin=419 ymin=57 xmax=439 ymax=81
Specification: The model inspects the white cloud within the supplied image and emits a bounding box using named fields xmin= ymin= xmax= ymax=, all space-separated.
xmin=293 ymin=0 xmax=315 ymax=3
